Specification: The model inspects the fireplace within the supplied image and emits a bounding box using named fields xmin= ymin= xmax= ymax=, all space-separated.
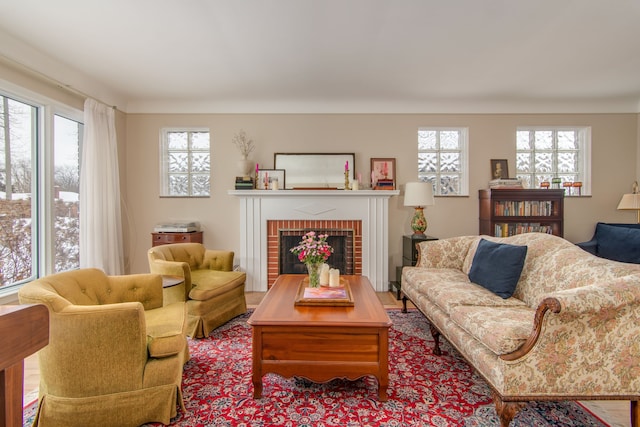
xmin=279 ymin=232 xmax=353 ymax=275
xmin=269 ymin=220 xmax=361 ymax=287
xmin=230 ymin=189 xmax=398 ymax=292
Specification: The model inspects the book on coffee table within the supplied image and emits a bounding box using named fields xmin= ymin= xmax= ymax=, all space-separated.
xmin=294 ymin=277 xmax=354 ymax=306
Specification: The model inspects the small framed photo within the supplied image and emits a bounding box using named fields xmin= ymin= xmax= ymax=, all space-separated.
xmin=257 ymin=169 xmax=286 ymax=190
xmin=490 ymin=159 xmax=509 ymax=179
xmin=370 ymin=158 xmax=396 ymax=190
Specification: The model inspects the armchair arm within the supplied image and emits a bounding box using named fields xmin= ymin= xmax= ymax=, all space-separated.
xmin=202 ymin=249 xmax=235 ymax=271
xmin=147 ymin=256 xmax=192 ymax=300
xmin=41 ymin=302 xmax=149 ymax=396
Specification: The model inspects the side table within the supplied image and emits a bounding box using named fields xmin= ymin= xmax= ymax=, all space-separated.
xmin=390 ymin=234 xmax=438 ymax=299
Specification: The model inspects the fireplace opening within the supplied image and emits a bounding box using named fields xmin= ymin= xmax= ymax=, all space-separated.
xmin=279 ymin=229 xmax=354 ymax=275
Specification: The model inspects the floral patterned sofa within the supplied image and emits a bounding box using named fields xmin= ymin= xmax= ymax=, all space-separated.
xmin=401 ymin=232 xmax=640 ymax=427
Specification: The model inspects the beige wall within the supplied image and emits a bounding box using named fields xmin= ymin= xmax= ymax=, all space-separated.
xmin=2 ymin=62 xmax=639 ymax=280
xmin=125 ymin=113 xmax=639 ymax=278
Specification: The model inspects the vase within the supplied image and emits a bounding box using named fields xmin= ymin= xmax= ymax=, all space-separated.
xmin=237 ymin=158 xmax=253 ymax=176
xmin=305 ymin=262 xmax=322 ymax=288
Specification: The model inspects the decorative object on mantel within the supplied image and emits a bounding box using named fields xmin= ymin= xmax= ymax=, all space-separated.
xmin=371 ymin=157 xmax=396 ymax=190
xmin=289 ymin=231 xmax=334 ymax=287
xmin=617 ymin=181 xmax=640 ymax=223
xmin=404 ymin=181 xmax=435 ymax=236
xmin=232 ymin=129 xmax=255 ymax=176
xmin=344 ymin=160 xmax=351 ymax=190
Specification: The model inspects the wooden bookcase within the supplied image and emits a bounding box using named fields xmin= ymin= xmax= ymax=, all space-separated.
xmin=479 ymin=189 xmax=564 ymax=237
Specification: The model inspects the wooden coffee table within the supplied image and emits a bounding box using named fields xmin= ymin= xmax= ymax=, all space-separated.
xmin=248 ymin=274 xmax=391 ymax=400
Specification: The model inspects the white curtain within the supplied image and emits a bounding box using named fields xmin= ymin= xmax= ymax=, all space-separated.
xmin=79 ymin=98 xmax=124 ymax=274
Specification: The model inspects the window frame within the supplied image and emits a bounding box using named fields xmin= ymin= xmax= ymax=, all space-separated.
xmin=159 ymin=127 xmax=211 ymax=198
xmin=0 ymin=80 xmax=83 ymax=297
xmin=515 ymin=126 xmax=591 ymax=196
xmin=417 ymin=127 xmax=469 ymax=196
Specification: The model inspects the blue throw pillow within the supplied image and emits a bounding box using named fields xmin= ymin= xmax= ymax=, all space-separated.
xmin=468 ymin=238 xmax=528 ymax=299
xmin=597 ymin=223 xmax=640 ymax=264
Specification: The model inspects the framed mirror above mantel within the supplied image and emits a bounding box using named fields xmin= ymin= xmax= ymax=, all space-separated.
xmin=274 ymin=153 xmax=355 ymax=189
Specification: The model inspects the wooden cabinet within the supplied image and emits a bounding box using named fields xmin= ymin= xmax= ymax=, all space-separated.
xmin=479 ymin=189 xmax=564 ymax=237
xmin=151 ymin=231 xmax=203 ymax=247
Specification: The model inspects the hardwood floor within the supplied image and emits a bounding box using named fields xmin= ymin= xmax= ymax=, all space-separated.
xmin=23 ymin=291 xmax=631 ymax=426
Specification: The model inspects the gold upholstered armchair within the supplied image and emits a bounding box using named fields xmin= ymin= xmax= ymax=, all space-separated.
xmin=18 ymin=268 xmax=188 ymax=427
xmin=147 ymin=242 xmax=247 ymax=338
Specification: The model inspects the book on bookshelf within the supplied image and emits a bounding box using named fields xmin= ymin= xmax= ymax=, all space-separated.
xmin=493 ymin=200 xmax=554 ymax=216
xmin=493 ymin=223 xmax=554 ymax=237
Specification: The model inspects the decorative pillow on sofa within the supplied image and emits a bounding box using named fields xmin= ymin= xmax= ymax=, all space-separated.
xmin=468 ymin=238 xmax=528 ymax=299
xmin=597 ymin=223 xmax=640 ymax=264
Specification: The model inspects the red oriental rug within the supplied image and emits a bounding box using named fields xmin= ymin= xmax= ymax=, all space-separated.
xmin=24 ymin=309 xmax=610 ymax=426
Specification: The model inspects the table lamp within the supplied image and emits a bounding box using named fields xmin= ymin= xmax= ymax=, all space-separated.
xmin=404 ymin=182 xmax=435 ymax=235
xmin=617 ymin=181 xmax=640 ymax=223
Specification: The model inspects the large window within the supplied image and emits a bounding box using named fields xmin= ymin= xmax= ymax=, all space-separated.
xmin=160 ymin=129 xmax=210 ymax=197
xmin=0 ymin=90 xmax=82 ymax=291
xmin=417 ymin=128 xmax=468 ymax=196
xmin=516 ymin=127 xmax=591 ymax=196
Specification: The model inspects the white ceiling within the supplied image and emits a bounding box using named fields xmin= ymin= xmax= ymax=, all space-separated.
xmin=0 ymin=0 xmax=639 ymax=113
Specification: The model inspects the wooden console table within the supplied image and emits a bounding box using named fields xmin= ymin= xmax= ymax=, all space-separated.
xmin=0 ymin=305 xmax=49 ymax=427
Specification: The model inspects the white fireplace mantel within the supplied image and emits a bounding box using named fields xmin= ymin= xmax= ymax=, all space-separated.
xmin=229 ymin=189 xmax=399 ymax=292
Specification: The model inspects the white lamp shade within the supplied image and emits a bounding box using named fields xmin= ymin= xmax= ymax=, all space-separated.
xmin=617 ymin=193 xmax=640 ymax=210
xmin=404 ymin=182 xmax=435 ymax=207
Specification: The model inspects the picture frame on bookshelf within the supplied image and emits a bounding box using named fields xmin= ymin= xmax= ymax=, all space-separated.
xmin=371 ymin=157 xmax=396 ymax=190
xmin=256 ymin=169 xmax=286 ymax=190
xmin=490 ymin=159 xmax=509 ymax=179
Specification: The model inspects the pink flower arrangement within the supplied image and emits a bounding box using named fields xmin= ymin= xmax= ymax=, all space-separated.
xmin=289 ymin=231 xmax=333 ymax=264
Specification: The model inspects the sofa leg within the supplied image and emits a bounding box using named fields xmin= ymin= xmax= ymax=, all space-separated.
xmin=401 ymin=295 xmax=408 ymax=313
xmin=632 ymin=400 xmax=639 ymax=427
xmin=492 ymin=392 xmax=525 ymax=427
xmin=429 ymin=324 xmax=442 ymax=356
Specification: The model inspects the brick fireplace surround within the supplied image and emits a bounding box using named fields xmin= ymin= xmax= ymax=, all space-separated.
xmin=229 ymin=189 xmax=399 ymax=292
xmin=268 ymin=219 xmax=362 ymax=288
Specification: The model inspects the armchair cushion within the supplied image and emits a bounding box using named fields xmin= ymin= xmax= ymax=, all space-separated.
xmin=189 ymin=270 xmax=246 ymax=301
xmin=145 ymin=301 xmax=188 ymax=358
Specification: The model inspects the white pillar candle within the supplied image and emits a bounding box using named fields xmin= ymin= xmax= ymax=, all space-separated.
xmin=320 ymin=264 xmax=330 ymax=286
xmin=329 ymin=269 xmax=340 ymax=287
xmin=271 ymin=179 xmax=279 ymax=190
xmin=352 ymin=181 xmax=359 ymax=190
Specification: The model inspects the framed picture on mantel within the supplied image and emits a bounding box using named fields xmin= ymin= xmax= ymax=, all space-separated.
xmin=371 ymin=158 xmax=396 ymax=190
xmin=257 ymin=169 xmax=286 ymax=190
